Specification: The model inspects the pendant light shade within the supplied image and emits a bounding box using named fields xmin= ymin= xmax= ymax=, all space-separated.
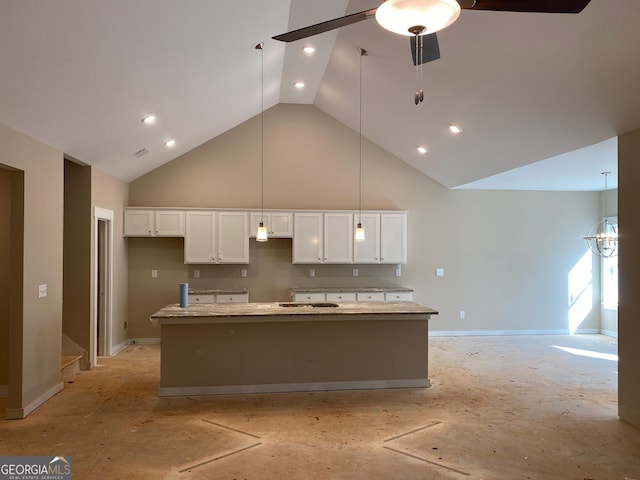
xmin=584 ymin=172 xmax=618 ymax=258
xmin=255 ymin=42 xmax=268 ymax=242
xmin=355 ymin=223 xmax=366 ymax=242
xmin=375 ymin=0 xmax=461 ymax=36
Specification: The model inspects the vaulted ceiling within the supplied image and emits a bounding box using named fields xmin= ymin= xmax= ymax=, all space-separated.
xmin=1 ymin=0 xmax=638 ymax=190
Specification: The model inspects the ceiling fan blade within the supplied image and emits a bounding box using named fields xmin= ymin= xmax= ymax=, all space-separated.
xmin=273 ymin=8 xmax=378 ymax=42
xmin=411 ymin=33 xmax=440 ymax=66
xmin=459 ymin=0 xmax=591 ymax=14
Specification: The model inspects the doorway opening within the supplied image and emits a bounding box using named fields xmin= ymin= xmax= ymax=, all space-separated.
xmin=94 ymin=207 xmax=114 ymax=364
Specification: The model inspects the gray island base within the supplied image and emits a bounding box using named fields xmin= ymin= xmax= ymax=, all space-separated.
xmin=150 ymin=302 xmax=438 ymax=397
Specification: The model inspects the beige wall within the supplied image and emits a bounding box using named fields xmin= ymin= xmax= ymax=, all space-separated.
xmin=63 ymin=160 xmax=92 ymax=358
xmin=128 ymin=104 xmax=601 ymax=339
xmin=0 ymin=121 xmax=63 ymax=418
xmin=91 ymin=167 xmax=129 ymax=350
xmin=618 ymin=127 xmax=640 ymax=427
xmin=0 ymin=167 xmax=11 ymax=389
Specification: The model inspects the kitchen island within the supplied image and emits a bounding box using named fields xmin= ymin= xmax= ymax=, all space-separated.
xmin=150 ymin=301 xmax=438 ymax=397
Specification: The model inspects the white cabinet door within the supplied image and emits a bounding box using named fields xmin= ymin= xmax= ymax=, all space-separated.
xmin=357 ymin=292 xmax=386 ymax=302
xmin=385 ymin=292 xmax=413 ymax=301
xmin=353 ymin=213 xmax=381 ymax=263
xmin=124 ymin=209 xmax=154 ymax=236
xmin=380 ymin=213 xmax=407 ymax=264
xmin=185 ymin=211 xmax=216 ymax=263
xmin=293 ymin=293 xmax=326 ymax=302
xmin=270 ymin=212 xmax=293 ymax=237
xmin=250 ymin=212 xmax=293 ymax=238
xmin=215 ymin=293 xmax=249 ymax=303
xmin=217 ymin=212 xmax=249 ymax=263
xmin=324 ymin=213 xmax=353 ymax=263
xmin=155 ymin=210 xmax=185 ymax=236
xmin=293 ymin=213 xmax=323 ymax=263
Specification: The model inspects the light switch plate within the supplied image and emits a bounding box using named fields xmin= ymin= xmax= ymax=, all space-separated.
xmin=436 ymin=268 xmax=445 ymax=277
xmin=38 ymin=284 xmax=47 ymax=298
xmin=151 ymin=269 xmax=158 ymax=278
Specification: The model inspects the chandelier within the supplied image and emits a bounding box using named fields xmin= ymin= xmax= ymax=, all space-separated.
xmin=583 ymin=172 xmax=618 ymax=258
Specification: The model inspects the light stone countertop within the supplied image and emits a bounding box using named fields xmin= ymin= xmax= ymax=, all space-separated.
xmin=150 ymin=301 xmax=438 ymax=326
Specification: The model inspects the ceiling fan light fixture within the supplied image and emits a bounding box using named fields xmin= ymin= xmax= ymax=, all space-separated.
xmin=375 ymin=0 xmax=461 ymax=36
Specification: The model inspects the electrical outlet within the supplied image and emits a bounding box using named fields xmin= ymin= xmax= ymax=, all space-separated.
xmin=436 ymin=268 xmax=445 ymax=277
xmin=241 ymin=269 xmax=247 ymax=278
xmin=353 ymin=268 xmax=359 ymax=277
xmin=194 ymin=269 xmax=200 ymax=278
xmin=309 ymin=268 xmax=315 ymax=277
xmin=38 ymin=284 xmax=47 ymax=298
xmin=151 ymin=269 xmax=158 ymax=278
xmin=459 ymin=310 xmax=465 ymax=319
xmin=395 ymin=265 xmax=401 ymax=277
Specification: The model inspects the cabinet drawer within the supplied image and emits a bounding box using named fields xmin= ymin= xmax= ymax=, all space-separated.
xmin=357 ymin=292 xmax=386 ymax=302
xmin=293 ymin=293 xmax=326 ymax=302
xmin=188 ymin=294 xmax=215 ymax=304
xmin=385 ymin=292 xmax=413 ymax=302
xmin=216 ymin=293 xmax=249 ymax=304
xmin=326 ymin=293 xmax=357 ymax=302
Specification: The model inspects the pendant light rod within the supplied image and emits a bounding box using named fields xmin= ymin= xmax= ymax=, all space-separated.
xmin=255 ymin=42 xmax=268 ymax=242
xmin=355 ymin=48 xmax=367 ymax=243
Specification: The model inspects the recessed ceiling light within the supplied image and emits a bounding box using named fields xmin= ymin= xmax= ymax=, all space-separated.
xmin=448 ymin=123 xmax=462 ymax=134
xmin=164 ymin=139 xmax=176 ymax=148
xmin=302 ymin=45 xmax=316 ymax=55
xmin=294 ymin=81 xmax=305 ymax=89
xmin=141 ymin=114 xmax=156 ymax=124
xmin=417 ymin=146 xmax=428 ymax=154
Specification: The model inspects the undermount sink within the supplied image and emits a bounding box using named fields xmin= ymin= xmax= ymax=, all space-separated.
xmin=278 ymin=302 xmax=339 ymax=308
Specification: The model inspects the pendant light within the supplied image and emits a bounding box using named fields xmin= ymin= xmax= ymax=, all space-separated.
xmin=355 ymin=48 xmax=367 ymax=243
xmin=255 ymin=42 xmax=268 ymax=242
xmin=584 ymin=171 xmax=618 ymax=257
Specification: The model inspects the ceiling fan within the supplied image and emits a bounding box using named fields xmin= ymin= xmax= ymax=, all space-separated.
xmin=273 ymin=0 xmax=592 ymax=103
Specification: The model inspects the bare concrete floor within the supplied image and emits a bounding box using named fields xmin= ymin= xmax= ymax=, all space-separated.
xmin=1 ymin=334 xmax=639 ymax=479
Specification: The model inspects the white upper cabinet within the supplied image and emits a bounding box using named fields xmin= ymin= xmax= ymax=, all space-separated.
xmin=380 ymin=213 xmax=407 ymax=264
xmin=185 ymin=211 xmax=216 ymax=263
xmin=185 ymin=211 xmax=248 ymax=264
xmin=353 ymin=213 xmax=381 ymax=263
xmin=217 ymin=211 xmax=249 ymax=263
xmin=124 ymin=209 xmax=184 ymax=237
xmin=324 ymin=213 xmax=353 ymax=263
xmin=293 ymin=212 xmax=323 ymax=263
xmin=249 ymin=211 xmax=293 ymax=238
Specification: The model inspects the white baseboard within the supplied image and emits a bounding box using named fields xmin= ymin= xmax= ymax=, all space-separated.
xmin=429 ymin=328 xmax=601 ymax=337
xmin=127 ymin=338 xmax=160 ymax=345
xmin=5 ymin=381 xmax=63 ymax=419
xmin=0 ymin=385 xmax=7 ymax=397
xmin=110 ymin=340 xmax=128 ymax=355
xmin=600 ymin=329 xmax=618 ymax=338
xmin=159 ymin=378 xmax=431 ymax=397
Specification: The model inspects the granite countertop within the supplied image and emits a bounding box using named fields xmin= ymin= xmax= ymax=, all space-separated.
xmin=290 ymin=287 xmax=413 ymax=294
xmin=188 ymin=288 xmax=248 ymax=295
xmin=150 ymin=301 xmax=437 ymax=326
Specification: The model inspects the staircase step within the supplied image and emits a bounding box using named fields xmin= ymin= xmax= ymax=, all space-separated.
xmin=61 ymin=355 xmax=82 ymax=381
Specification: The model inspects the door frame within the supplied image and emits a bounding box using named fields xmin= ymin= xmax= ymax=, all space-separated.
xmin=93 ymin=207 xmax=114 ymax=364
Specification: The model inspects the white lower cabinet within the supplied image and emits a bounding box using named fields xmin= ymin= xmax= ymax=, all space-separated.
xmin=189 ymin=293 xmax=249 ymax=304
xmin=326 ymin=292 xmax=357 ymax=302
xmin=293 ymin=293 xmax=326 ymax=302
xmin=357 ymin=292 xmax=386 ymax=302
xmin=185 ymin=211 xmax=248 ymax=264
xmin=385 ymin=291 xmax=413 ymax=301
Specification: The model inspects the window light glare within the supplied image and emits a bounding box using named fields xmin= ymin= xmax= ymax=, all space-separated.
xmin=302 ymin=45 xmax=316 ymax=55
xmin=449 ymin=124 xmax=462 ymax=134
xmin=141 ymin=114 xmax=156 ymax=124
xmin=164 ymin=139 xmax=176 ymax=148
xmin=294 ymin=81 xmax=305 ymax=89
xmin=417 ymin=146 xmax=428 ymax=154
